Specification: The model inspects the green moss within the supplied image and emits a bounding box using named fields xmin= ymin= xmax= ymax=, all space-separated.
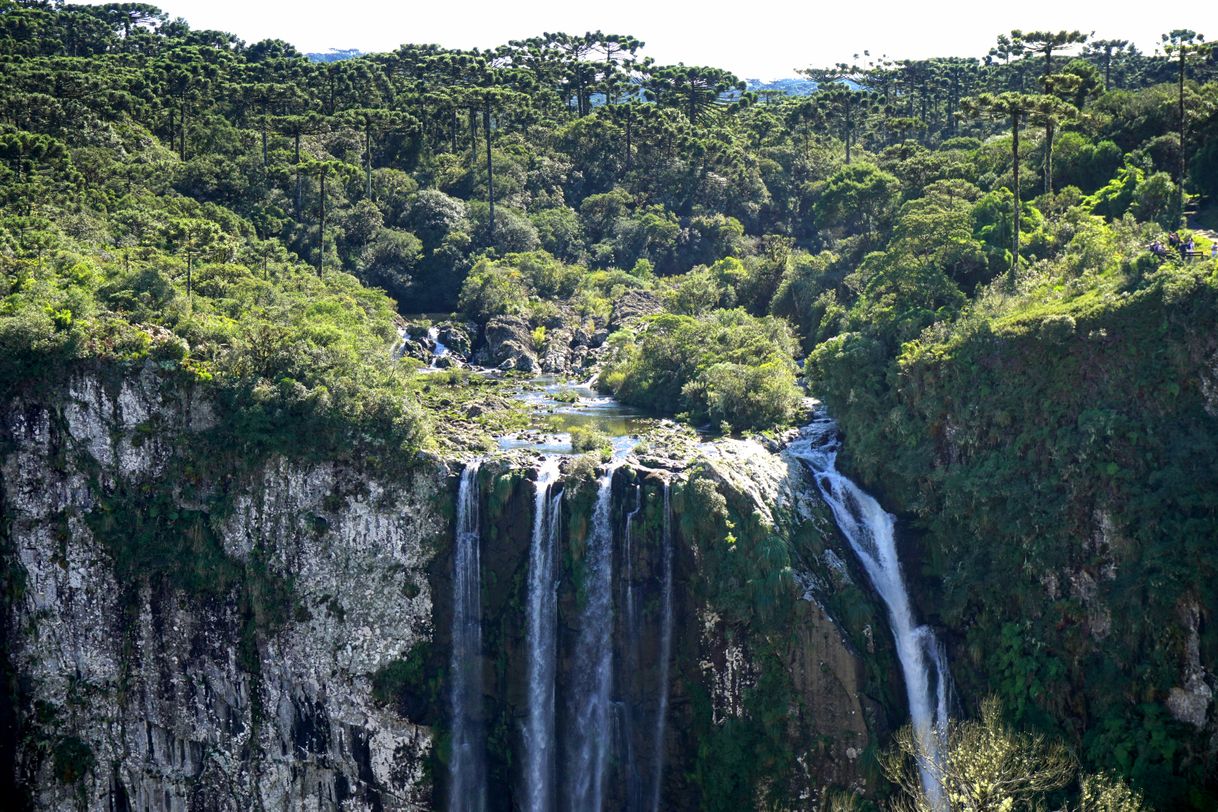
xmin=51 ymin=735 xmax=94 ymax=784
xmin=689 ymin=650 xmax=797 ymax=810
xmin=371 ymin=641 xmax=437 ymax=710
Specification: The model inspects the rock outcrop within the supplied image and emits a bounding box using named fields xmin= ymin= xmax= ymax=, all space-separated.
xmin=477 ymin=315 xmax=540 ymax=373
xmin=1 ymin=372 xmax=444 ymax=810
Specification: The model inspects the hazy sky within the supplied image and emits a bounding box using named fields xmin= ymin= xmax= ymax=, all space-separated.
xmin=77 ymin=0 xmax=1209 ymax=79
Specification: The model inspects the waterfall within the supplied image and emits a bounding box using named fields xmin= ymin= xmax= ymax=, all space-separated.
xmin=428 ymin=325 xmax=450 ymax=367
xmin=566 ymin=462 xmax=623 ymax=811
xmin=449 ymin=461 xmax=486 ymax=812
xmin=649 ymin=481 xmax=674 ymax=812
xmin=788 ymin=416 xmax=951 ymax=810
xmin=524 ymin=457 xmax=563 ymax=812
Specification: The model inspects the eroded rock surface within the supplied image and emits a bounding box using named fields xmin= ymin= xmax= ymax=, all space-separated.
xmin=1 ymin=373 xmax=442 ymax=810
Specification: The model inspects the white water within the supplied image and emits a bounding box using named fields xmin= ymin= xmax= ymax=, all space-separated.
xmin=524 ymin=457 xmax=564 ymax=812
xmin=788 ymin=416 xmax=951 ymax=810
xmin=449 ymin=461 xmax=486 ymax=812
xmin=394 ymin=326 xmax=410 ymax=359
xmin=428 ymin=325 xmax=450 ymax=367
xmin=649 ymin=482 xmax=674 ymax=812
xmin=566 ymin=461 xmax=625 ymax=810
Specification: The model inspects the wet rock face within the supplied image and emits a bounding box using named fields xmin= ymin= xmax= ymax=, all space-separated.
xmin=683 ymin=441 xmax=887 ymax=805
xmin=0 ymin=373 xmax=443 ymax=811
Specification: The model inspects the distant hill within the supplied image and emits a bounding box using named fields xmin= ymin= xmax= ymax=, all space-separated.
xmin=307 ymin=48 xmax=363 ymax=63
xmin=746 ymin=77 xmax=819 ymax=96
xmin=745 ymin=77 xmax=867 ymax=96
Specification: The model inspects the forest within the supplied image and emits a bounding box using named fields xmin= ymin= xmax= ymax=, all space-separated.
xmin=2 ymin=1 xmax=1217 ymax=810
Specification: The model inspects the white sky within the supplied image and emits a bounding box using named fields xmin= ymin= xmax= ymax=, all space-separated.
xmin=75 ymin=0 xmax=1212 ymax=79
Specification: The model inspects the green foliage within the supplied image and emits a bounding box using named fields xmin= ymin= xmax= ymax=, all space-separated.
xmin=568 ymin=425 xmax=611 ymax=456
xmin=813 ymin=163 xmax=901 ymax=240
xmin=691 ymin=658 xmax=795 ymax=811
xmin=51 ymin=736 xmax=94 ymax=784
xmin=810 ymin=252 xmax=1218 ymax=808
xmin=2 ymin=8 xmax=1217 ymax=806
xmin=458 ymin=250 xmax=610 ymax=321
xmin=601 ymin=309 xmax=802 ymax=430
xmin=371 ymin=645 xmax=430 ymax=706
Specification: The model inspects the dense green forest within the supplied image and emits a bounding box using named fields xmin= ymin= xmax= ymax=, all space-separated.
xmin=2 ymin=1 xmax=1217 ymax=808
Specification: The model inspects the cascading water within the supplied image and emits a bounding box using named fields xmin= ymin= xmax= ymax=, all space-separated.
xmin=428 ymin=325 xmax=450 ymax=367
xmin=524 ymin=457 xmax=564 ymax=812
xmin=788 ymin=415 xmax=951 ymax=810
xmin=449 ymin=461 xmax=486 ymax=812
xmin=649 ymin=482 xmax=674 ymax=812
xmin=566 ymin=460 xmax=624 ymax=811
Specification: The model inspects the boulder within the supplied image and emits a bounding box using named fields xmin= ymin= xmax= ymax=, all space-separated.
xmin=478 ymin=316 xmax=540 ymax=373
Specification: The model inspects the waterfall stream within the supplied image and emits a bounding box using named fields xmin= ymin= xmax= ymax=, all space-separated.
xmin=524 ymin=457 xmax=564 ymax=812
xmin=788 ymin=415 xmax=951 ymax=810
xmin=427 ymin=325 xmax=451 ymax=367
xmin=565 ymin=461 xmax=624 ymax=810
xmin=449 ymin=461 xmax=486 ymax=812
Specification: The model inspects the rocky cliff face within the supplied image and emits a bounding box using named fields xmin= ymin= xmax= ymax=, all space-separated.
xmin=2 ymin=372 xmax=895 ymax=810
xmin=1 ymin=371 xmax=444 ymax=810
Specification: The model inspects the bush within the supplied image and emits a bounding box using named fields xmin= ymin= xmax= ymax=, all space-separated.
xmin=601 ymin=309 xmax=802 ymax=430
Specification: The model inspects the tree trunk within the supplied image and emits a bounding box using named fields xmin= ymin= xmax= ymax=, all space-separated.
xmin=604 ymin=45 xmax=616 ymax=106
xmin=1177 ymin=50 xmax=1186 ymax=226
xmin=1011 ymin=113 xmax=1021 ymax=290
xmin=484 ymin=106 xmax=495 ymax=245
xmin=625 ymin=105 xmax=633 ymax=169
xmin=365 ymin=127 xmax=373 ymax=200
xmin=261 ymin=119 xmax=268 ymax=168
xmin=179 ymin=100 xmax=187 ymax=161
xmin=294 ymin=132 xmax=302 ymax=217
xmin=1044 ymin=120 xmax=1055 ymax=195
xmin=469 ymin=108 xmax=478 ymax=168
xmin=318 ymin=171 xmax=326 ymax=276
xmin=845 ymin=104 xmax=853 ymax=164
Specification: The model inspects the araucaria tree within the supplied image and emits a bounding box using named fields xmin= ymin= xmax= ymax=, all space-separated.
xmin=961 ymin=91 xmax=1039 ymax=287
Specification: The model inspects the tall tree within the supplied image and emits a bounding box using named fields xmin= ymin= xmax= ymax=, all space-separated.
xmin=962 ymin=91 xmax=1039 ymax=288
xmin=812 ymin=83 xmax=875 ymax=164
xmin=1161 ymin=30 xmax=1210 ymax=225
xmin=1084 ymin=38 xmax=1132 ymax=90
xmin=296 ymin=158 xmax=354 ymax=274
xmin=1029 ymin=85 xmax=1078 ymax=195
xmin=275 ymin=112 xmax=326 ymax=216
xmin=339 ymin=108 xmax=415 ymax=199
xmin=158 ymin=46 xmax=222 ymax=160
xmin=591 ymin=32 xmax=643 ymax=105
xmin=645 ymin=64 xmax=743 ymax=126
xmin=1015 ymin=29 xmax=1089 ymax=78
